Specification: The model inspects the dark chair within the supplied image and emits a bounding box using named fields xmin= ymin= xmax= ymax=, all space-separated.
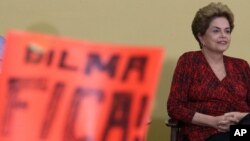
xmin=165 ymin=118 xmax=182 ymax=141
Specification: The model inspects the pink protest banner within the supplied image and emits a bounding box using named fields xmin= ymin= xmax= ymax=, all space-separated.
xmin=0 ymin=30 xmax=164 ymax=141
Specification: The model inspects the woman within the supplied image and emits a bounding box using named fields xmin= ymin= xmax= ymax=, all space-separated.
xmin=167 ymin=2 xmax=250 ymax=141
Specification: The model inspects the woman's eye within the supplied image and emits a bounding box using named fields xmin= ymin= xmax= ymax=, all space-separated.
xmin=225 ymin=30 xmax=231 ymax=34
xmin=212 ymin=29 xmax=219 ymax=33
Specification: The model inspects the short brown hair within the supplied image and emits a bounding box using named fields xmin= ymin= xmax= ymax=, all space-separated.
xmin=191 ymin=2 xmax=234 ymax=48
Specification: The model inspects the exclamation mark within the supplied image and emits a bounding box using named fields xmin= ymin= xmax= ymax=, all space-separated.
xmin=134 ymin=95 xmax=149 ymax=141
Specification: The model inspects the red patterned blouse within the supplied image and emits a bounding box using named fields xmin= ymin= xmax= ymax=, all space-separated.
xmin=167 ymin=51 xmax=250 ymax=141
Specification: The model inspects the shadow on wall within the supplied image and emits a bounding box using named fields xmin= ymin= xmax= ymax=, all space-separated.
xmin=147 ymin=58 xmax=177 ymax=141
xmin=26 ymin=22 xmax=60 ymax=35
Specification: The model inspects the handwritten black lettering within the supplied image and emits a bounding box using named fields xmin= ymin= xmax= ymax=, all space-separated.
xmin=25 ymin=45 xmax=43 ymax=64
xmin=59 ymin=51 xmax=78 ymax=71
xmin=40 ymin=82 xmax=65 ymax=139
xmin=122 ymin=56 xmax=147 ymax=82
xmin=102 ymin=92 xmax=132 ymax=141
xmin=1 ymin=77 xmax=47 ymax=136
xmin=64 ymin=87 xmax=104 ymax=141
xmin=85 ymin=53 xmax=119 ymax=78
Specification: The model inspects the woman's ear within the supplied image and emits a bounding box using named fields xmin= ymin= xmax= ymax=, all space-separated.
xmin=197 ymin=33 xmax=203 ymax=43
xmin=197 ymin=33 xmax=205 ymax=46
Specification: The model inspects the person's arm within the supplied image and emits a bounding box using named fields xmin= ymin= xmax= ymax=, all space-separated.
xmin=224 ymin=112 xmax=249 ymax=122
xmin=192 ymin=112 xmax=239 ymax=132
xmin=167 ymin=53 xmax=196 ymax=123
xmin=224 ymin=61 xmax=250 ymax=122
xmin=192 ymin=112 xmax=217 ymax=127
xmin=246 ymin=61 xmax=250 ymax=112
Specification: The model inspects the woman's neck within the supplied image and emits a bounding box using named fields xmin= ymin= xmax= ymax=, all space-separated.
xmin=201 ymin=48 xmax=227 ymax=81
xmin=201 ymin=48 xmax=224 ymax=64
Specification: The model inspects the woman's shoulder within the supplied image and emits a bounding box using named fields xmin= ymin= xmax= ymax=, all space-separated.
xmin=175 ymin=51 xmax=202 ymax=67
xmin=179 ymin=50 xmax=202 ymax=60
xmin=225 ymin=55 xmax=248 ymax=64
xmin=225 ymin=55 xmax=249 ymax=68
xmin=180 ymin=50 xmax=201 ymax=57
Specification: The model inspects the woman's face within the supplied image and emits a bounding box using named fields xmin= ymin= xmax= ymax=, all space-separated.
xmin=198 ymin=17 xmax=231 ymax=53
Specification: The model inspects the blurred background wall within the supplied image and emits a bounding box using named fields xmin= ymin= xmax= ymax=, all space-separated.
xmin=1 ymin=0 xmax=250 ymax=141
